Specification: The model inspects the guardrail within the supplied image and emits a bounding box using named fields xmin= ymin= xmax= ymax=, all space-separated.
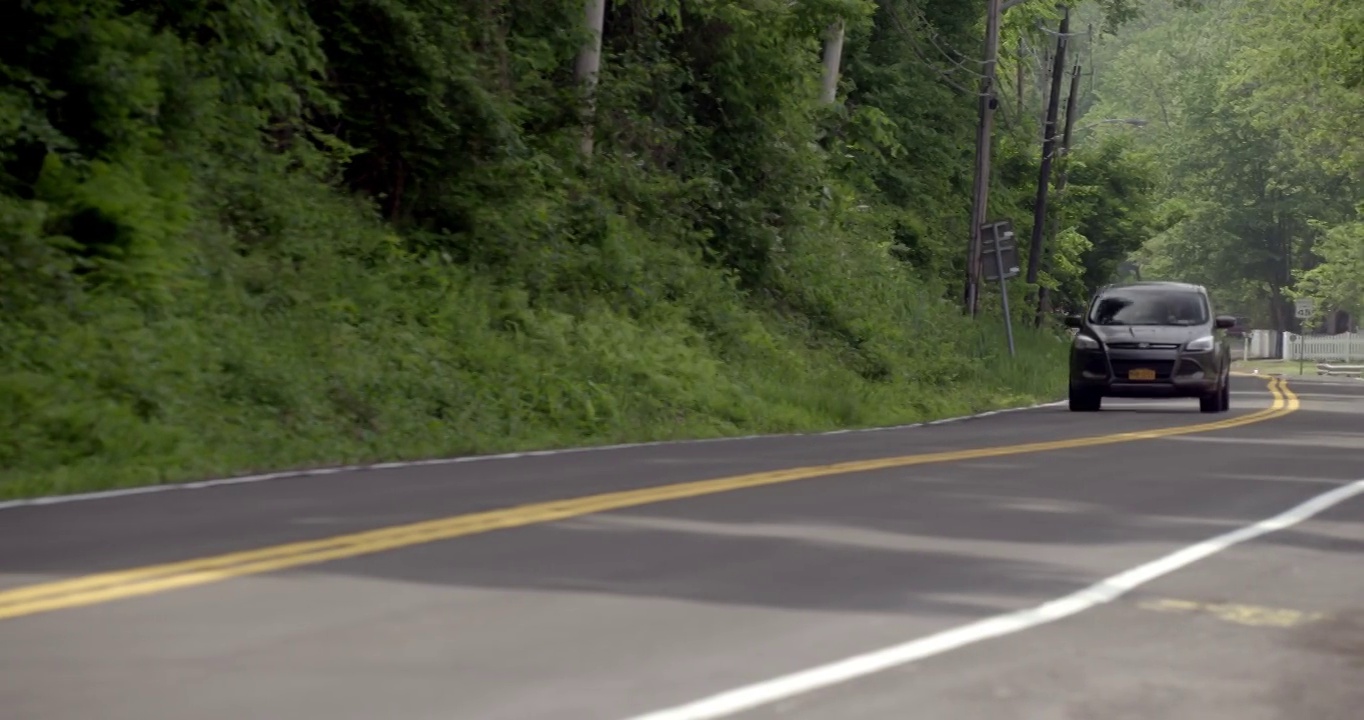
xmin=1316 ymin=363 xmax=1364 ymax=378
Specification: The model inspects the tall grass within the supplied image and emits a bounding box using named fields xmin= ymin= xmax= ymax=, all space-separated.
xmin=0 ymin=181 xmax=1066 ymax=500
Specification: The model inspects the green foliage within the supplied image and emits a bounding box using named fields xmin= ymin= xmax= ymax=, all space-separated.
xmin=1088 ymin=0 xmax=1362 ymax=329
xmin=1297 ymin=219 xmax=1364 ymax=321
xmin=1227 ymin=0 xmax=1364 ymax=182
xmin=1061 ymin=138 xmax=1157 ymax=302
xmin=0 ymin=0 xmax=1127 ymax=499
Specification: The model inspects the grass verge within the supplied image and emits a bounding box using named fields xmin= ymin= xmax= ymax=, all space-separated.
xmin=1232 ymin=358 xmax=1318 ymax=376
xmin=1 ymin=219 xmax=1067 ymax=501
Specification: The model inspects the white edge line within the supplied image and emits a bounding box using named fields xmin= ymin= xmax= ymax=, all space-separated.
xmin=0 ymin=399 xmax=1066 ymax=511
xmin=621 ymin=477 xmax=1364 ymax=720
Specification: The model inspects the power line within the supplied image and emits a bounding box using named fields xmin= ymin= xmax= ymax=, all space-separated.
xmin=882 ymin=2 xmax=994 ymax=97
xmin=900 ymin=1 xmax=994 ymax=69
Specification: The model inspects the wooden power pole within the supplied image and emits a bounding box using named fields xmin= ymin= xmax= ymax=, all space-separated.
xmin=1057 ymin=64 xmax=1083 ymax=196
xmin=1036 ymin=62 xmax=1083 ymax=324
xmin=1024 ymin=6 xmax=1070 ymax=307
xmin=965 ymin=0 xmax=1004 ymax=316
xmin=1016 ymin=38 xmax=1025 ymax=120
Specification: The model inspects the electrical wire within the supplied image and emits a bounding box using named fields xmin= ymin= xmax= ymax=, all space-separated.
xmin=881 ymin=1 xmax=995 ymax=98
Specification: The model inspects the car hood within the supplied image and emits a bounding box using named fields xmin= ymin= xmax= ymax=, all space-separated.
xmin=1087 ymin=324 xmax=1208 ymax=344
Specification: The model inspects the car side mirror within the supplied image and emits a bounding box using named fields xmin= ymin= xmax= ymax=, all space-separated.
xmin=1214 ymin=315 xmax=1236 ymax=329
xmin=1063 ymin=314 xmax=1083 ymax=329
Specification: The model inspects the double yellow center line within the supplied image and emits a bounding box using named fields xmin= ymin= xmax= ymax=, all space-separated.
xmin=0 ymin=377 xmax=1297 ymax=622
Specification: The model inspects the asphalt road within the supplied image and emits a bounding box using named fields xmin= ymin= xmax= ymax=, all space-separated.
xmin=2 ymin=375 xmax=1362 ymax=720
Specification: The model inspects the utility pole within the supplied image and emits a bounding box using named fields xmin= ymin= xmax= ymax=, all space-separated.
xmin=574 ymin=0 xmax=607 ymax=157
xmin=1036 ymin=62 xmax=1082 ymax=324
xmin=1060 ymin=64 xmax=1082 ymax=182
xmin=1015 ymin=38 xmax=1025 ymax=120
xmin=1039 ymin=46 xmax=1052 ymax=135
xmin=965 ymin=0 xmax=1004 ymax=316
xmin=1024 ymin=6 xmax=1070 ymax=309
xmin=820 ymin=21 xmax=845 ymax=105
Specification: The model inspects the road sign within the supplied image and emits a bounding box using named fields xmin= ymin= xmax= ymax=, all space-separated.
xmin=978 ymin=220 xmax=1020 ymax=282
xmin=1295 ymin=298 xmax=1314 ymax=319
xmin=978 ymin=219 xmax=1018 ymax=358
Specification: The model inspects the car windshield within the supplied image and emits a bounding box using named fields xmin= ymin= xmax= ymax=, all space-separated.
xmin=1088 ymin=288 xmax=1209 ymax=326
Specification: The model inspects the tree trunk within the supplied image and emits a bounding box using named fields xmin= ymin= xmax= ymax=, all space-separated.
xmin=820 ymin=21 xmax=845 ymax=105
xmin=575 ymin=0 xmax=607 ymax=156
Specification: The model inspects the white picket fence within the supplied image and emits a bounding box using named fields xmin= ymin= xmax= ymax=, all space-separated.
xmin=1282 ymin=332 xmax=1364 ymax=362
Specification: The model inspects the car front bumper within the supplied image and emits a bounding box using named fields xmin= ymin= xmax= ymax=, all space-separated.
xmin=1070 ymin=345 xmax=1220 ymax=398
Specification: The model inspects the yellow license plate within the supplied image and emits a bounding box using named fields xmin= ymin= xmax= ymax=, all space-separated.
xmin=1128 ymin=368 xmax=1156 ymax=381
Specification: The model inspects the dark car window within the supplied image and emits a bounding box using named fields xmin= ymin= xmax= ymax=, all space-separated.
xmin=1088 ymin=288 xmax=1209 ymax=326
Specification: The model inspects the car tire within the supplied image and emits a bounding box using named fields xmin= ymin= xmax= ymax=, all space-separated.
xmin=1200 ymin=377 xmax=1226 ymax=414
xmin=1069 ymin=385 xmax=1101 ymax=412
xmin=1218 ymin=375 xmax=1231 ymax=412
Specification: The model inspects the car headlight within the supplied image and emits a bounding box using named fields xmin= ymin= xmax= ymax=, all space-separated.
xmin=1073 ymin=334 xmax=1100 ymax=350
xmin=1186 ymin=335 xmax=1214 ymax=352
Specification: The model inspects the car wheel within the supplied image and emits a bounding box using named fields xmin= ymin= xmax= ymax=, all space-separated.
xmin=1069 ymin=384 xmax=1101 ymax=412
xmin=1199 ymin=382 xmax=1222 ymax=413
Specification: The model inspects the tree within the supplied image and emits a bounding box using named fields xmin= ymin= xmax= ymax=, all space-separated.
xmin=1084 ymin=0 xmax=1360 ymax=330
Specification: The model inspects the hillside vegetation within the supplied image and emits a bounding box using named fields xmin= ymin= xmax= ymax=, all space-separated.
xmin=1 ymin=0 xmax=1158 ymax=499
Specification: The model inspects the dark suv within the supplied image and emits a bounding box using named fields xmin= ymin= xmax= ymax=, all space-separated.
xmin=1064 ymin=282 xmax=1235 ymax=413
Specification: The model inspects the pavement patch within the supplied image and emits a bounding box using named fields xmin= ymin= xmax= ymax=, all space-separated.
xmin=1138 ymin=597 xmax=1326 ymax=628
